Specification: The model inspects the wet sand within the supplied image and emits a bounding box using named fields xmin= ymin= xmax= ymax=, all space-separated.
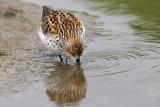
xmin=0 ymin=0 xmax=43 ymax=95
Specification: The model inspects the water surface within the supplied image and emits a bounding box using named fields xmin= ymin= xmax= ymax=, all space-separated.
xmin=1 ymin=0 xmax=160 ymax=107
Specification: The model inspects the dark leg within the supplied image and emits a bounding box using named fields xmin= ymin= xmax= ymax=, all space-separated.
xmin=76 ymin=57 xmax=80 ymax=64
xmin=59 ymin=55 xmax=63 ymax=61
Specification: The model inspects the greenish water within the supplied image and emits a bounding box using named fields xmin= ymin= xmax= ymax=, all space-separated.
xmin=87 ymin=0 xmax=160 ymax=42
xmin=88 ymin=0 xmax=160 ymax=23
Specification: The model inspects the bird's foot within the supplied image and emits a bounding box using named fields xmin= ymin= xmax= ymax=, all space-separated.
xmin=76 ymin=58 xmax=80 ymax=64
xmin=58 ymin=55 xmax=63 ymax=62
xmin=65 ymin=58 xmax=68 ymax=64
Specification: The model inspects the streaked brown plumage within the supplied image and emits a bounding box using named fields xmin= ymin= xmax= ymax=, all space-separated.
xmin=38 ymin=6 xmax=85 ymax=63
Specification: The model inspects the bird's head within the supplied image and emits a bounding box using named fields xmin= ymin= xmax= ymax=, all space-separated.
xmin=66 ymin=37 xmax=85 ymax=60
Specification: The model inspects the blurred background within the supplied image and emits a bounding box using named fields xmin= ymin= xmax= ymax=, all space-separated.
xmin=0 ymin=0 xmax=160 ymax=107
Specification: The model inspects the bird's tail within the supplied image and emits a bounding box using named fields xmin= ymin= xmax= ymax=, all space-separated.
xmin=42 ymin=6 xmax=51 ymax=21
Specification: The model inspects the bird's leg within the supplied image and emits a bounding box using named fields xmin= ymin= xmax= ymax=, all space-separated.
xmin=76 ymin=57 xmax=80 ymax=64
xmin=65 ymin=58 xmax=68 ymax=64
xmin=58 ymin=55 xmax=63 ymax=61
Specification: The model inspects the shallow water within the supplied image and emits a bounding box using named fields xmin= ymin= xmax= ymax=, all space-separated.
xmin=1 ymin=0 xmax=160 ymax=107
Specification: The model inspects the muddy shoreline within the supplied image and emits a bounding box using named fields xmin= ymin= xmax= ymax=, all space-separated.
xmin=0 ymin=0 xmax=45 ymax=96
xmin=0 ymin=0 xmax=41 ymax=50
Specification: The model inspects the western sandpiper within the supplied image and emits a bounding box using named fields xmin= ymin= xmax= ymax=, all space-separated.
xmin=38 ymin=6 xmax=85 ymax=63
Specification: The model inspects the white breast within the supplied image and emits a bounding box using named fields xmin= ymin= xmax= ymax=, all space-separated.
xmin=37 ymin=26 xmax=59 ymax=51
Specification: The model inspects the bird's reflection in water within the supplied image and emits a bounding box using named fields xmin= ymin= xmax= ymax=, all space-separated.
xmin=46 ymin=62 xmax=87 ymax=106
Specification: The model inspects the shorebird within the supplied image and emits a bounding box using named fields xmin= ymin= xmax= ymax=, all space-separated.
xmin=38 ymin=6 xmax=85 ymax=63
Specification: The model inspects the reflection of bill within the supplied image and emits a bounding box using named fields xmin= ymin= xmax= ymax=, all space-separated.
xmin=46 ymin=62 xmax=87 ymax=106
